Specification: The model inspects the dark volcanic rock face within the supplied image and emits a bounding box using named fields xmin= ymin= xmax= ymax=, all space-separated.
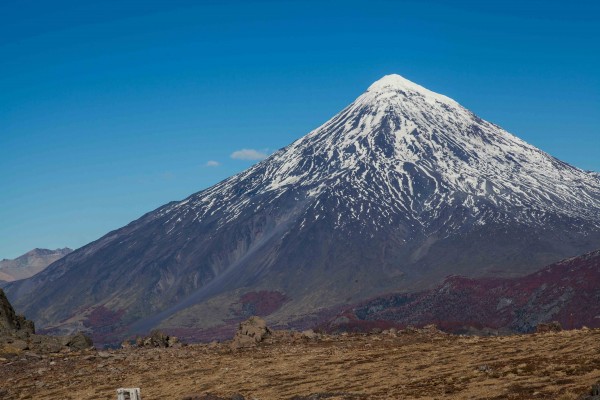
xmin=325 ymin=250 xmax=600 ymax=334
xmin=0 ymin=288 xmax=34 ymax=334
xmin=0 ymin=288 xmax=92 ymax=354
xmin=5 ymin=75 xmax=600 ymax=341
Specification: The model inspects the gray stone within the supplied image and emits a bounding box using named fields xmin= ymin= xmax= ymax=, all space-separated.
xmin=302 ymin=329 xmax=317 ymax=340
xmin=167 ymin=335 xmax=180 ymax=347
xmin=135 ymin=330 xmax=180 ymax=348
xmin=230 ymin=316 xmax=271 ymax=349
xmin=65 ymin=332 xmax=94 ymax=351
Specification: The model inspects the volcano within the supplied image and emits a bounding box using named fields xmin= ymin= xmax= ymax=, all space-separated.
xmin=6 ymin=75 xmax=600 ymax=341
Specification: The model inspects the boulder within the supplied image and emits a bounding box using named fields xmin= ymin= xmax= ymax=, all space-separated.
xmin=302 ymin=329 xmax=318 ymax=340
xmin=401 ymin=325 xmax=418 ymax=334
xmin=33 ymin=335 xmax=63 ymax=353
xmin=167 ymin=335 xmax=181 ymax=347
xmin=230 ymin=316 xmax=271 ymax=349
xmin=146 ymin=329 xmax=169 ymax=347
xmin=134 ymin=330 xmax=180 ymax=348
xmin=65 ymin=332 xmax=94 ymax=351
xmin=14 ymin=314 xmax=35 ymax=334
xmin=2 ymin=338 xmax=28 ymax=353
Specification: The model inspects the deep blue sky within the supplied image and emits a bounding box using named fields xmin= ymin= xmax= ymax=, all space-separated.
xmin=1 ymin=0 xmax=599 ymax=259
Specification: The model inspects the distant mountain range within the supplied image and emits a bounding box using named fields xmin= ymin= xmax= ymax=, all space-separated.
xmin=0 ymin=248 xmax=72 ymax=283
xmin=5 ymin=75 xmax=600 ymax=343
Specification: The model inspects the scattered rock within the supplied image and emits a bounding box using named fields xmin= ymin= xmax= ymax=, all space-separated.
xmin=6 ymin=339 xmax=28 ymax=352
xmin=37 ymin=336 xmax=63 ymax=353
xmin=64 ymin=332 xmax=94 ymax=351
xmin=14 ymin=315 xmax=35 ymax=335
xmin=477 ymin=364 xmax=493 ymax=374
xmin=536 ymin=321 xmax=562 ymax=333
xmin=1 ymin=289 xmax=35 ymax=334
xmin=302 ymin=329 xmax=318 ymax=340
xmin=230 ymin=316 xmax=271 ymax=349
xmin=148 ymin=330 xmax=169 ymax=347
xmin=0 ymin=288 xmax=93 ymax=355
xmin=168 ymin=335 xmax=181 ymax=347
xmin=134 ymin=330 xmax=181 ymax=348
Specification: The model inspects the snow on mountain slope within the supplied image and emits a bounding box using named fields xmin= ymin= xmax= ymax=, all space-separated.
xmin=160 ymin=74 xmax=600 ymax=236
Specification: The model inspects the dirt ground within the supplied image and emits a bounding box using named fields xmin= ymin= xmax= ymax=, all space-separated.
xmin=1 ymin=328 xmax=599 ymax=400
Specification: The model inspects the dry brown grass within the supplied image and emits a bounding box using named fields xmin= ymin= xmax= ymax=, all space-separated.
xmin=1 ymin=328 xmax=599 ymax=399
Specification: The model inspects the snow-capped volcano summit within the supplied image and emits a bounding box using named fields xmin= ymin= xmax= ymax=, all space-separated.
xmin=367 ymin=73 xmax=457 ymax=101
xmin=163 ymin=73 xmax=599 ymax=235
xmin=7 ymin=75 xmax=600 ymax=341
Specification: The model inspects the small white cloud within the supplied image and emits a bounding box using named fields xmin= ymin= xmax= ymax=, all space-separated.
xmin=230 ymin=149 xmax=268 ymax=161
xmin=205 ymin=160 xmax=220 ymax=167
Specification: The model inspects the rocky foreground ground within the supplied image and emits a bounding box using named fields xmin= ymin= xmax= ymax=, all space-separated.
xmin=2 ymin=325 xmax=600 ymax=400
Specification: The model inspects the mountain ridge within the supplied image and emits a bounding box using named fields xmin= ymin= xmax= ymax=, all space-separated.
xmin=0 ymin=248 xmax=72 ymax=283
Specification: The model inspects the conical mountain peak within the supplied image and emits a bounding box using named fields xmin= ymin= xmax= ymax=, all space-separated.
xmin=7 ymin=75 xmax=600 ymax=341
xmin=198 ymin=74 xmax=600 ymax=231
xmin=367 ymin=74 xmax=428 ymax=93
xmin=365 ymin=74 xmax=456 ymax=106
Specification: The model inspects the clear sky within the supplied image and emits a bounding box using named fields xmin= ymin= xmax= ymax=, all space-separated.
xmin=1 ymin=0 xmax=599 ymax=259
